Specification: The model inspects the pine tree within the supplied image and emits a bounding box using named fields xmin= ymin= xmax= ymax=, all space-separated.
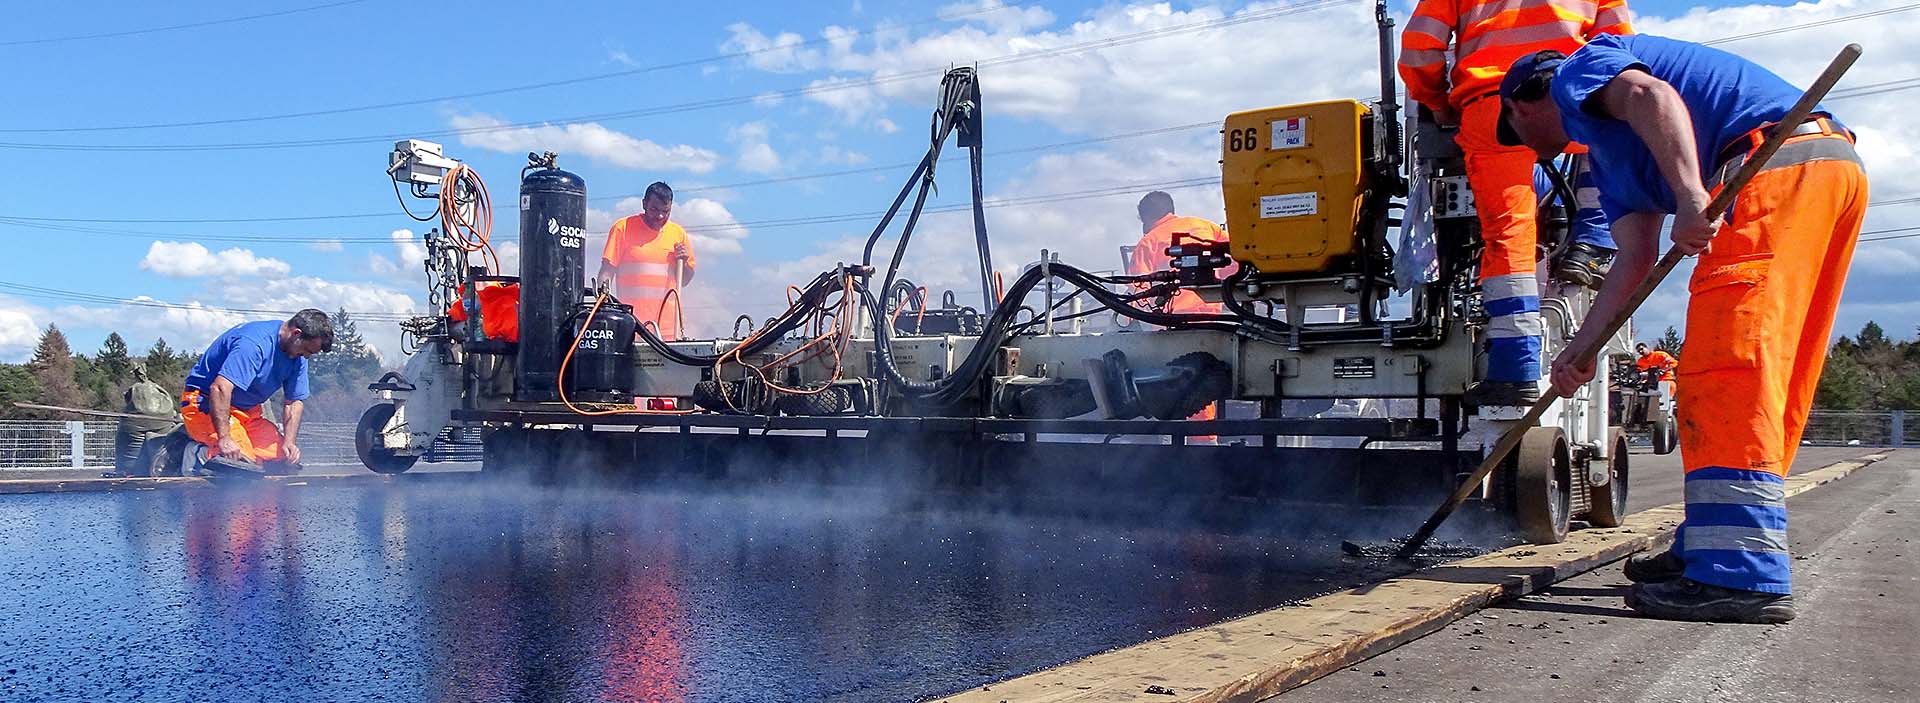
xmin=306 ymin=309 xmax=383 ymax=420
xmin=144 ymin=337 xmax=187 ymax=395
xmin=0 ymin=364 xmax=40 ymax=419
xmin=1657 ymin=326 xmax=1684 ymax=355
xmin=26 ymin=324 xmax=86 ymax=416
xmin=96 ymin=333 xmax=132 ymax=387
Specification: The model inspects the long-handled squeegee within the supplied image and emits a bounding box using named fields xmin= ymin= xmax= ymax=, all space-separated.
xmin=1369 ymin=44 xmax=1863 ymax=562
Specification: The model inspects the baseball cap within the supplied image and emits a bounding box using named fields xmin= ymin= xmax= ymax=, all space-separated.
xmin=1496 ymin=51 xmax=1566 ymax=146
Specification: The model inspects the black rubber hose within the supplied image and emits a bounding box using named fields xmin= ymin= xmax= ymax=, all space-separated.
xmin=859 ymin=153 xmax=935 ymax=268
xmin=968 ymin=145 xmax=996 ymax=311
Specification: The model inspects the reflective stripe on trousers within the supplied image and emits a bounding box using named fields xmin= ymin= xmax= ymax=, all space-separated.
xmin=1482 ymin=272 xmax=1542 ymax=382
xmin=1679 ymin=468 xmax=1791 ymax=594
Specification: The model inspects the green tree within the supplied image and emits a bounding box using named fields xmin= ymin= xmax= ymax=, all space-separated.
xmin=0 ymin=364 xmax=40 ymax=419
xmin=1657 ymin=325 xmax=1684 ymax=355
xmin=143 ymin=337 xmax=187 ymax=394
xmin=1857 ymin=320 xmax=1890 ymax=353
xmin=95 ymin=333 xmax=132 ymax=387
xmin=305 ymin=309 xmax=383 ymax=421
xmin=26 ymin=324 xmax=86 ymax=416
xmin=1814 ymin=352 xmax=1869 ymax=411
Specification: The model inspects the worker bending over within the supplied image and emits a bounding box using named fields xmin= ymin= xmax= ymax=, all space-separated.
xmin=181 ymin=310 xmax=333 ymax=473
xmin=1399 ymin=0 xmax=1632 ymax=406
xmin=599 ymin=182 xmax=696 ymax=340
xmin=1127 ymin=190 xmax=1228 ymax=314
xmin=1503 ymin=36 xmax=1867 ymax=623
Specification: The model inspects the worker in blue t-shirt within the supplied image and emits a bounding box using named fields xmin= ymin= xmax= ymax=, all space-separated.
xmin=1498 ymin=35 xmax=1867 ymax=624
xmin=180 ymin=309 xmax=334 ymax=472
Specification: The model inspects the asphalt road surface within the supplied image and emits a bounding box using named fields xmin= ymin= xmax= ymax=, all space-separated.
xmin=0 ymin=473 xmax=1418 ymax=702
xmin=1280 ymin=447 xmax=1912 ymax=702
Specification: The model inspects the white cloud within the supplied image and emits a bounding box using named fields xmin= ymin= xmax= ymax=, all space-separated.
xmin=722 ymin=23 xmax=824 ymax=73
xmin=449 ymin=113 xmax=721 ymax=173
xmin=308 ymin=239 xmax=344 ymax=253
xmin=729 ymin=121 xmax=784 ymax=173
xmin=817 ymin=144 xmax=871 ymax=166
xmin=0 ymin=295 xmax=43 ymax=362
xmin=139 ymin=241 xmax=292 ymax=279
xmin=737 ymin=2 xmax=1378 ymax=133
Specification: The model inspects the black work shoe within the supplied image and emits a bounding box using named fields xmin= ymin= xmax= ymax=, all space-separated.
xmin=1623 ymin=548 xmax=1685 ymax=583
xmin=1463 ymin=380 xmax=1541 ymax=407
xmin=1626 ymin=577 xmax=1796 ymax=624
xmin=1554 ymin=242 xmax=1614 ymax=289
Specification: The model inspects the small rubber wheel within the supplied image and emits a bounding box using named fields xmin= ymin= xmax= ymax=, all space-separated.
xmin=1511 ymin=426 xmax=1571 ymax=544
xmin=1586 ymin=428 xmax=1630 ymax=528
xmin=1652 ymin=409 xmax=1676 ymax=455
xmin=356 ymin=404 xmax=418 ymax=475
xmin=144 ymin=427 xmax=188 ymax=478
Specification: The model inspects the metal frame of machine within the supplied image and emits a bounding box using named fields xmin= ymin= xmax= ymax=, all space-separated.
xmin=358 ymin=2 xmax=1634 ymax=543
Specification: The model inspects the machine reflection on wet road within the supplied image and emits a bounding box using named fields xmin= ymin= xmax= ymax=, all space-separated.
xmin=0 ymin=479 xmax=1397 ymax=702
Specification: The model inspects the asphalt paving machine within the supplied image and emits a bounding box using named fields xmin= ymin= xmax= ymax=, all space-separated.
xmin=358 ymin=2 xmax=1633 ymax=543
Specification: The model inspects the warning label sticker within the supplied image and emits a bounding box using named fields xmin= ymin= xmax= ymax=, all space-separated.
xmin=1260 ymin=192 xmax=1318 ymax=218
xmin=1271 ymin=117 xmax=1307 ymax=150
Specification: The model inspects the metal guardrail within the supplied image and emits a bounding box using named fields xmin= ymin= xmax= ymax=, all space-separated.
xmin=0 ymin=420 xmax=481 ymax=472
xmin=1802 ymin=410 xmax=1916 ymax=447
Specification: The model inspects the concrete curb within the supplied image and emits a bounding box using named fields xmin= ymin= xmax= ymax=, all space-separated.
xmin=938 ymin=451 xmax=1891 ymax=703
xmin=0 ymin=470 xmax=478 ymax=495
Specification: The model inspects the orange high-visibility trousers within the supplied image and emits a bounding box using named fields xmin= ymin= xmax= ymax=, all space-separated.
xmin=180 ymin=389 xmax=285 ymax=463
xmin=1458 ymin=96 xmax=1545 ymax=382
xmin=1677 ymin=135 xmax=1868 ymax=478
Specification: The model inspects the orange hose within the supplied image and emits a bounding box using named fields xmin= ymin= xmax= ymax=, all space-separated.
xmin=439 ymin=164 xmax=498 ymax=272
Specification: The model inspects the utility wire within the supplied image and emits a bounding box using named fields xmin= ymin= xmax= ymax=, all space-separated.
xmin=0 ymin=1 xmax=1023 ymax=133
xmin=0 ymin=0 xmax=370 ymax=48
xmin=0 ymin=176 xmax=1223 ymax=244
xmin=0 ymin=280 xmax=421 ymax=320
xmin=1702 ymin=3 xmax=1920 ymax=46
xmin=0 ymin=0 xmax=1356 ymax=152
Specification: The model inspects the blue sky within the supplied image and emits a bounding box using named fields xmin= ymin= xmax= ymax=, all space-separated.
xmin=2 ymin=0 xmax=1916 ymax=363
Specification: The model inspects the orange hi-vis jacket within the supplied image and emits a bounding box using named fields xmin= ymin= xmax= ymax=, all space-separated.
xmin=1129 ymin=214 xmax=1229 ymax=314
xmin=1399 ymin=0 xmax=1633 ymax=112
xmin=1636 ymin=349 xmax=1678 ymax=373
xmin=603 ymin=214 xmax=696 ymax=340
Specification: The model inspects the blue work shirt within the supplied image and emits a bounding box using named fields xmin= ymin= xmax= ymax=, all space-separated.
xmin=183 ymin=320 xmax=310 ymax=412
xmin=1550 ymin=34 xmax=1839 ymax=223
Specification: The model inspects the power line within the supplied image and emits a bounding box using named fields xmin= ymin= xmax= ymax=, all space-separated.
xmin=0 ymin=0 xmax=370 ymax=48
xmin=0 ymin=120 xmax=1222 ymax=228
xmin=1858 ymin=226 xmax=1920 ymax=244
xmin=1702 ymin=3 xmax=1920 ymax=46
xmin=0 ymin=0 xmax=1356 ymax=152
xmin=0 ymin=280 xmax=421 ymax=320
xmin=0 ymin=1 xmax=1022 ymax=133
xmin=0 ymin=174 xmax=1222 ymax=244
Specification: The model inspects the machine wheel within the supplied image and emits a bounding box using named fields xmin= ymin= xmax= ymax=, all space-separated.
xmin=1511 ymin=426 xmax=1571 ymax=544
xmin=355 ymin=404 xmax=418 ymax=475
xmin=1652 ymin=409 xmax=1677 ymax=455
xmin=1586 ymin=429 xmax=1630 ymax=528
xmin=144 ymin=427 xmax=189 ymax=477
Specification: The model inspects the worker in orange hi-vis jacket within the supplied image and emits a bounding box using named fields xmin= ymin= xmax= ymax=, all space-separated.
xmin=597 ymin=181 xmax=696 ymax=340
xmin=1127 ymin=190 xmax=1229 ymax=426
xmin=1127 ymin=190 xmax=1229 ymax=315
xmin=1398 ymin=0 xmax=1634 ymax=407
xmin=1634 ymin=341 xmax=1678 ymax=376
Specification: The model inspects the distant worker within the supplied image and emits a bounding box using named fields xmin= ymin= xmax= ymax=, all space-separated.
xmin=1127 ymin=190 xmax=1229 ymax=314
xmin=1634 ymin=342 xmax=1677 ymax=379
xmin=1399 ymin=0 xmax=1633 ymax=406
xmin=598 ymin=181 xmax=696 ymax=340
xmin=180 ymin=310 xmax=332 ymax=473
xmin=108 ymin=363 xmax=176 ymax=478
xmin=1509 ymin=36 xmax=1868 ymax=623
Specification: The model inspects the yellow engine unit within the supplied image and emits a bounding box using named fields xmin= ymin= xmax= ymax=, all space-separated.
xmin=1222 ymin=100 xmax=1372 ymax=276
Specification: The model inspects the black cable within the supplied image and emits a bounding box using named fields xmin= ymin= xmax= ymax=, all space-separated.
xmin=392 ymin=178 xmax=440 ymax=222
